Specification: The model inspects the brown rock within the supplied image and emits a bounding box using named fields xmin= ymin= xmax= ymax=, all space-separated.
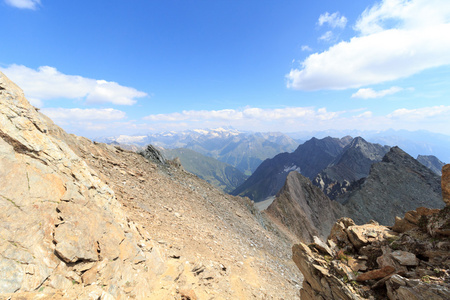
xmin=442 ymin=164 xmax=450 ymax=206
xmin=293 ymin=243 xmax=364 ymax=299
xmin=346 ymin=223 xmax=396 ymax=250
xmin=356 ymin=266 xmax=395 ymax=281
xmin=392 ymin=216 xmax=417 ymax=233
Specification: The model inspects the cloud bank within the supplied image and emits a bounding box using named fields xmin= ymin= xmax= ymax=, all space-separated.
xmin=140 ymin=105 xmax=450 ymax=135
xmin=0 ymin=65 xmax=147 ymax=107
xmin=287 ymin=0 xmax=450 ymax=90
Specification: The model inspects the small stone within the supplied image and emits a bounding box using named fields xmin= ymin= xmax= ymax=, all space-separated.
xmin=390 ymin=274 xmax=406 ymax=286
xmin=391 ymin=250 xmax=418 ymax=266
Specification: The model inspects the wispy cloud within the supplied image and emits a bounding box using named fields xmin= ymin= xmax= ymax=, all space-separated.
xmin=5 ymin=0 xmax=40 ymax=10
xmin=351 ymin=86 xmax=404 ymax=99
xmin=318 ymin=31 xmax=333 ymax=41
xmin=318 ymin=12 xmax=347 ymax=29
xmin=0 ymin=64 xmax=147 ymax=107
xmin=301 ymin=45 xmax=312 ymax=51
xmin=287 ymin=0 xmax=450 ymax=90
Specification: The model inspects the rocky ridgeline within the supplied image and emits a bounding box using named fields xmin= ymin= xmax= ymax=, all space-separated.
xmin=0 ymin=71 xmax=301 ymax=299
xmin=292 ymin=167 xmax=450 ymax=299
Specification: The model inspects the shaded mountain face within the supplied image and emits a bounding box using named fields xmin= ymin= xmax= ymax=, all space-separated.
xmin=265 ymin=171 xmax=344 ymax=243
xmin=417 ymin=154 xmax=445 ymax=176
xmin=97 ymin=130 xmax=299 ymax=176
xmin=162 ymin=148 xmax=248 ymax=193
xmin=337 ymin=146 xmax=444 ymax=225
xmin=232 ymin=136 xmax=352 ymax=202
xmin=313 ymin=137 xmax=390 ymax=199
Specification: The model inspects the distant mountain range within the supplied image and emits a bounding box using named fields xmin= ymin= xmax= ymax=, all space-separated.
xmin=96 ymin=128 xmax=299 ymax=175
xmin=162 ymin=148 xmax=247 ymax=193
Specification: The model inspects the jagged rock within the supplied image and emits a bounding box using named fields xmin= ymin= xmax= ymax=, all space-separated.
xmin=313 ymin=236 xmax=334 ymax=256
xmin=346 ymin=223 xmax=397 ymax=250
xmin=139 ymin=144 xmax=167 ymax=165
xmin=328 ymin=218 xmax=355 ymax=250
xmin=442 ymin=164 xmax=450 ymax=206
xmin=292 ymin=243 xmax=363 ymax=300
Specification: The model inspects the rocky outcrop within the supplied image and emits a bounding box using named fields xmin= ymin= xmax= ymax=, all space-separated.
xmin=293 ymin=206 xmax=450 ymax=300
xmin=0 ymin=72 xmax=154 ymax=297
xmin=338 ymin=146 xmax=444 ymax=225
xmin=266 ymin=171 xmax=344 ymax=242
xmin=417 ymin=155 xmax=445 ymax=176
xmin=139 ymin=144 xmax=168 ymax=165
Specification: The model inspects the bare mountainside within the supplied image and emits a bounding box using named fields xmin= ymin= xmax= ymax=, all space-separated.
xmin=0 ymin=72 xmax=301 ymax=298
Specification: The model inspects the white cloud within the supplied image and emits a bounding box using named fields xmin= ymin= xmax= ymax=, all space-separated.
xmin=318 ymin=12 xmax=348 ymax=29
xmin=41 ymin=108 xmax=127 ymax=122
xmin=0 ymin=64 xmax=147 ymax=106
xmin=287 ymin=0 xmax=450 ymax=90
xmin=301 ymin=45 xmax=312 ymax=51
xmin=5 ymin=0 xmax=40 ymax=9
xmin=351 ymin=86 xmax=403 ymax=99
xmin=388 ymin=105 xmax=450 ymax=120
xmin=318 ymin=31 xmax=333 ymax=41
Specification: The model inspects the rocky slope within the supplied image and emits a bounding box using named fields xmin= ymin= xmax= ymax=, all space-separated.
xmin=417 ymin=154 xmax=446 ymax=176
xmin=338 ymin=146 xmax=444 ymax=225
xmin=265 ymin=172 xmax=344 ymax=243
xmin=313 ymin=137 xmax=390 ymax=199
xmin=292 ymin=192 xmax=450 ymax=299
xmin=0 ymin=71 xmax=302 ymax=298
xmin=232 ymin=136 xmax=352 ymax=201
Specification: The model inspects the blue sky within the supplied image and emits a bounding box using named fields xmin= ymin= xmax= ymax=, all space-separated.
xmin=1 ymin=0 xmax=450 ymax=138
